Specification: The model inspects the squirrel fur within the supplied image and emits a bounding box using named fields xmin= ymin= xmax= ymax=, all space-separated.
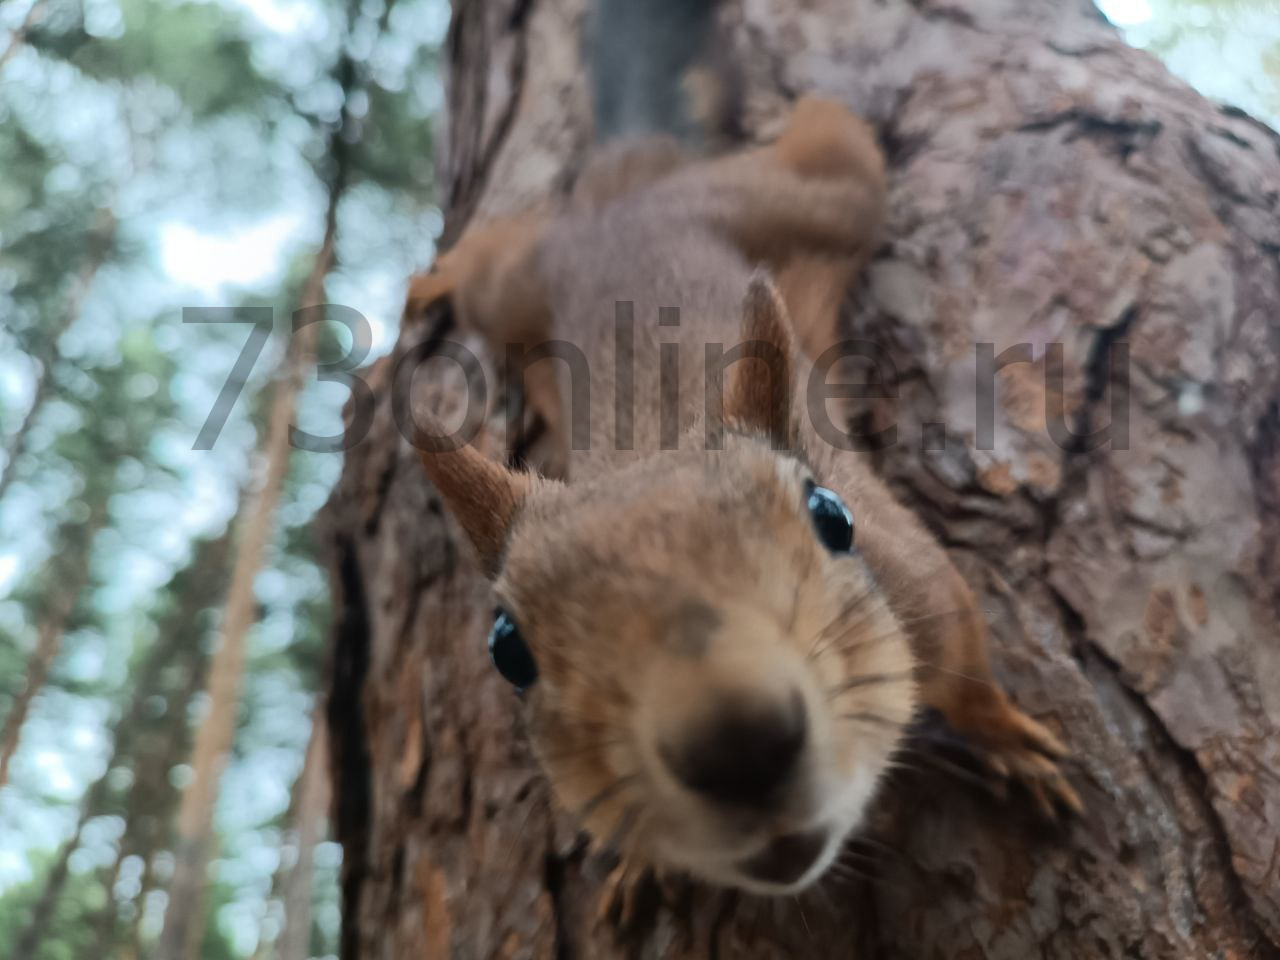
xmin=409 ymin=0 xmax=1080 ymax=895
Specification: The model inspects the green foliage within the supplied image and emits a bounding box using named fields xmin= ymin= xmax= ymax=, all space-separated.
xmin=1 ymin=0 xmax=443 ymax=957
xmin=0 ymin=852 xmax=108 ymax=960
xmin=352 ymin=62 xmax=438 ymax=194
xmin=0 ymin=0 xmax=432 ymax=955
xmin=30 ymin=0 xmax=283 ymax=119
xmin=0 ymin=849 xmax=242 ymax=960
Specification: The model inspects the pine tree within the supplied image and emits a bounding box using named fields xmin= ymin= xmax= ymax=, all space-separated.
xmin=154 ymin=3 xmax=381 ymax=949
xmin=0 ymin=501 xmax=106 ymax=790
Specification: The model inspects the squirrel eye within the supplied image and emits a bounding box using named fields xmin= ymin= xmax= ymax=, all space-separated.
xmin=805 ymin=481 xmax=855 ymax=554
xmin=489 ymin=609 xmax=538 ymax=690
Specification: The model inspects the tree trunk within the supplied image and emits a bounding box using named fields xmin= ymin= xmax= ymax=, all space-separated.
xmin=156 ymin=0 xmax=391 ymax=942
xmin=155 ymin=231 xmax=335 ymax=960
xmin=253 ymin=707 xmax=330 ymax=960
xmin=321 ymin=0 xmax=1280 ymax=957
xmin=115 ymin=647 xmax=208 ymax=960
xmin=0 ymin=498 xmax=108 ymax=789
xmin=280 ymin=713 xmax=329 ymax=960
xmin=0 ymin=598 xmax=76 ymax=790
xmin=11 ymin=529 xmax=229 ymax=960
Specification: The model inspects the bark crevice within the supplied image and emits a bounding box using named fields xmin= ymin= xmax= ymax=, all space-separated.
xmin=1078 ymin=638 xmax=1274 ymax=954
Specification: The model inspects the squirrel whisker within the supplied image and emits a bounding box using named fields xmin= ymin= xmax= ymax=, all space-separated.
xmin=840 ymin=711 xmax=903 ymax=731
xmin=911 ymin=661 xmax=998 ymax=691
xmin=825 ymin=669 xmax=916 ymax=701
xmin=824 ymin=857 xmax=877 ymax=886
xmin=810 ymin=585 xmax=882 ymax=640
xmin=820 ymin=621 xmax=910 ymax=663
xmin=891 ymin=608 xmax=967 ymax=627
xmin=807 ymin=595 xmax=894 ymax=662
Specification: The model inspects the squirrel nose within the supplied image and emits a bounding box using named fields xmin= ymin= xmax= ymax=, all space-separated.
xmin=661 ymin=689 xmax=808 ymax=808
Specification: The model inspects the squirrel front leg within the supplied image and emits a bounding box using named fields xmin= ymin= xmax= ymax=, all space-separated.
xmin=910 ymin=566 xmax=1083 ymax=817
xmin=406 ymin=214 xmax=570 ymax=478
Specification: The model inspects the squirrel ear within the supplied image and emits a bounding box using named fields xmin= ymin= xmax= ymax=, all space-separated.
xmin=723 ymin=272 xmax=797 ymax=449
xmin=415 ymin=416 xmax=530 ymax=579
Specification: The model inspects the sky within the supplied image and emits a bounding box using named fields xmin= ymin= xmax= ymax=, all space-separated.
xmin=1099 ymin=0 xmax=1280 ymax=126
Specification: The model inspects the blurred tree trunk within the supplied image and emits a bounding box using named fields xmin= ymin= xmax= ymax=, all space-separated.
xmin=279 ymin=713 xmax=329 ymax=960
xmin=0 ymin=208 xmax=115 ymax=504
xmin=156 ymin=5 xmax=380 ymax=937
xmin=13 ymin=793 xmax=94 ymax=960
xmin=253 ymin=706 xmax=330 ymax=960
xmin=11 ymin=529 xmax=231 ymax=960
xmin=11 ymin=594 xmax=194 ymax=960
xmin=322 ymin=0 xmax=1280 ymax=957
xmin=115 ymin=640 xmax=211 ymax=960
xmin=0 ymin=497 xmax=108 ymax=789
xmin=90 ymin=531 xmax=231 ymax=958
xmin=0 ymin=0 xmax=44 ymax=70
xmin=155 ymin=231 xmax=337 ymax=960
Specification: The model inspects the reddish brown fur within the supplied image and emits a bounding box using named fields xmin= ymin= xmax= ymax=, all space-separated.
xmin=413 ymin=96 xmax=1079 ymax=892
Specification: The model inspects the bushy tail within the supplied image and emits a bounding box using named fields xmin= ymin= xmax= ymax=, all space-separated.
xmin=586 ymin=0 xmax=739 ymax=146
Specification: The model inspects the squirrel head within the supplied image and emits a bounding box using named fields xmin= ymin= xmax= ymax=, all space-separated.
xmin=417 ymin=276 xmax=916 ymax=894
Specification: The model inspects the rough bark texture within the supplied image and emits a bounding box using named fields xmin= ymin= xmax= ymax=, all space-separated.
xmin=321 ymin=0 xmax=1280 ymax=956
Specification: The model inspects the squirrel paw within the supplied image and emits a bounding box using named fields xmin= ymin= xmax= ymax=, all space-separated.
xmin=950 ymin=696 xmax=1084 ymax=819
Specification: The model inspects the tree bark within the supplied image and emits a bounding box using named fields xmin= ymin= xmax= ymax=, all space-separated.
xmin=321 ymin=0 xmax=1280 ymax=957
xmin=114 ymin=640 xmax=210 ymax=960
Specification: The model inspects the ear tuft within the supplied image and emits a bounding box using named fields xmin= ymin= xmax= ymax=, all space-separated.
xmin=414 ymin=411 xmax=530 ymax=579
xmin=724 ymin=272 xmax=797 ymax=449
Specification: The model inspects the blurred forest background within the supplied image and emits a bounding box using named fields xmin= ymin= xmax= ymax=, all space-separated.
xmin=0 ymin=0 xmax=1274 ymax=957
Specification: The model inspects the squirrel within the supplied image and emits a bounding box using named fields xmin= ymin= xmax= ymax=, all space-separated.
xmin=409 ymin=0 xmax=1081 ymax=896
